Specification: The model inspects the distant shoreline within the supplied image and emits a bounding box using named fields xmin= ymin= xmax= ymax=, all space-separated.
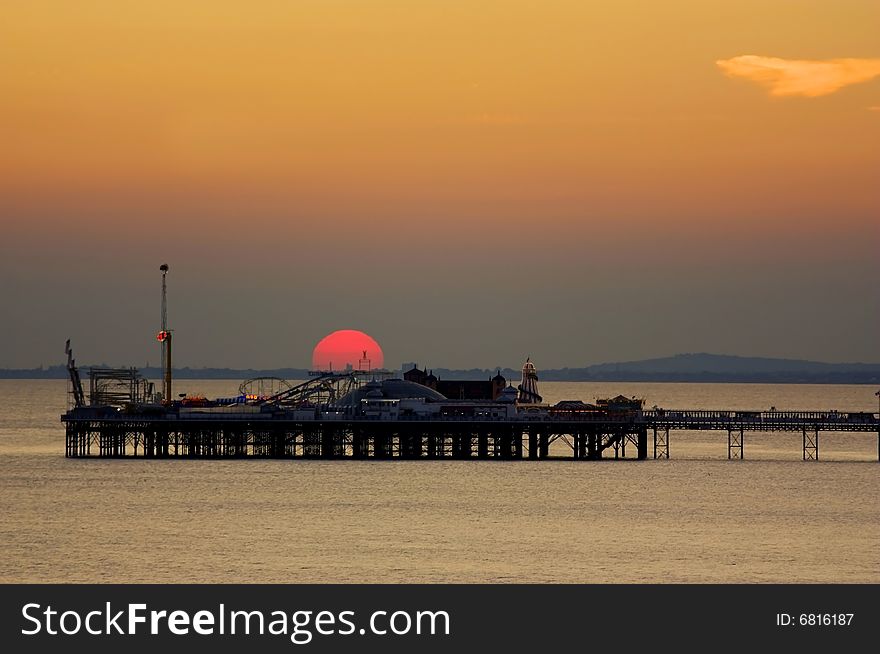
xmin=4 ymin=353 xmax=878 ymax=385
xmin=3 ymin=373 xmax=878 ymax=385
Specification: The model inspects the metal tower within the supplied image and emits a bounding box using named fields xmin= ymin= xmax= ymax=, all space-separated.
xmin=157 ymin=264 xmax=172 ymax=402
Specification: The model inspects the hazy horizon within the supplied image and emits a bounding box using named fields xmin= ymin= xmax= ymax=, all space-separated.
xmin=5 ymin=350 xmax=880 ymax=375
xmin=2 ymin=1 xmax=878 ymax=370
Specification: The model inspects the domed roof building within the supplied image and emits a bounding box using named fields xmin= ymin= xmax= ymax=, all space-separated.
xmin=336 ymin=378 xmax=447 ymax=407
xmin=496 ymin=384 xmax=519 ymax=404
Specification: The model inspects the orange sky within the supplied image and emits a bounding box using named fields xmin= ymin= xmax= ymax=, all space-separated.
xmin=2 ymin=1 xmax=878 ymax=236
xmin=0 ymin=1 xmax=878 ymax=368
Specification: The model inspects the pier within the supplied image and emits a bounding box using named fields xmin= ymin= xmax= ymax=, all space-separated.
xmin=58 ymin=267 xmax=880 ymax=463
xmin=62 ymin=408 xmax=880 ymax=461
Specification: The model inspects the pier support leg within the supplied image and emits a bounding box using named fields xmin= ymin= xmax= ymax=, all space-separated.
xmin=803 ymin=427 xmax=819 ymax=461
xmin=477 ymin=432 xmax=488 ymax=459
xmin=451 ymin=432 xmax=469 ymax=459
xmin=653 ymin=427 xmax=669 ymax=459
xmin=351 ymin=430 xmax=365 ymax=459
xmin=412 ymin=432 xmax=421 ymax=458
xmin=539 ymin=432 xmax=549 ymax=459
xmin=728 ymin=428 xmax=743 ymax=460
xmin=309 ymin=428 xmax=322 ymax=458
xmin=528 ymin=431 xmax=538 ymax=459
xmin=637 ymin=428 xmax=648 ymax=460
xmin=499 ymin=431 xmax=513 ymax=459
xmin=587 ymin=433 xmax=598 ymax=460
xmin=321 ymin=429 xmax=333 ymax=459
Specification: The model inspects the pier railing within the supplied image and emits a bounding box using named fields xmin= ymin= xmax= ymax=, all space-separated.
xmin=641 ymin=409 xmax=877 ymax=431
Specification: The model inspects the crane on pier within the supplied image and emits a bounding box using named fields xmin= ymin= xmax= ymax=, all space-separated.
xmin=64 ymin=339 xmax=85 ymax=407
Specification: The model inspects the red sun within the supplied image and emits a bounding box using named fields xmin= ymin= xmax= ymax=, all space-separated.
xmin=312 ymin=330 xmax=384 ymax=371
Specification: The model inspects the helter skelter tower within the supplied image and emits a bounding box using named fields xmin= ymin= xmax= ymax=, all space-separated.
xmin=517 ymin=357 xmax=543 ymax=403
xmin=157 ymin=264 xmax=172 ymax=402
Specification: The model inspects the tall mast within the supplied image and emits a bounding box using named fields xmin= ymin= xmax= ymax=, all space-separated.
xmin=158 ymin=264 xmax=172 ymax=402
xmin=161 ymin=265 xmax=168 ymax=334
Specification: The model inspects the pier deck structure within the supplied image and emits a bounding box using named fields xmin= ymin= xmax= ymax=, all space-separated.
xmin=63 ymin=408 xmax=880 ymax=461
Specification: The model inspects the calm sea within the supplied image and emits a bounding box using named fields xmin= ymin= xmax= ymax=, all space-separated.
xmin=1 ymin=379 xmax=877 ymax=583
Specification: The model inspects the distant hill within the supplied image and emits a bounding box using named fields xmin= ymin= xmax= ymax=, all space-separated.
xmin=543 ymin=353 xmax=880 ymax=383
xmin=2 ymin=354 xmax=878 ymax=383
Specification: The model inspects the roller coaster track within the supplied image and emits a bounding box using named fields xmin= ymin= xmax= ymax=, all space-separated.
xmin=256 ymin=372 xmax=359 ymax=407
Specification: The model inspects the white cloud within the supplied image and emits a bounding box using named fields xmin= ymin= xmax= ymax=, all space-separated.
xmin=717 ymin=55 xmax=880 ymax=97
